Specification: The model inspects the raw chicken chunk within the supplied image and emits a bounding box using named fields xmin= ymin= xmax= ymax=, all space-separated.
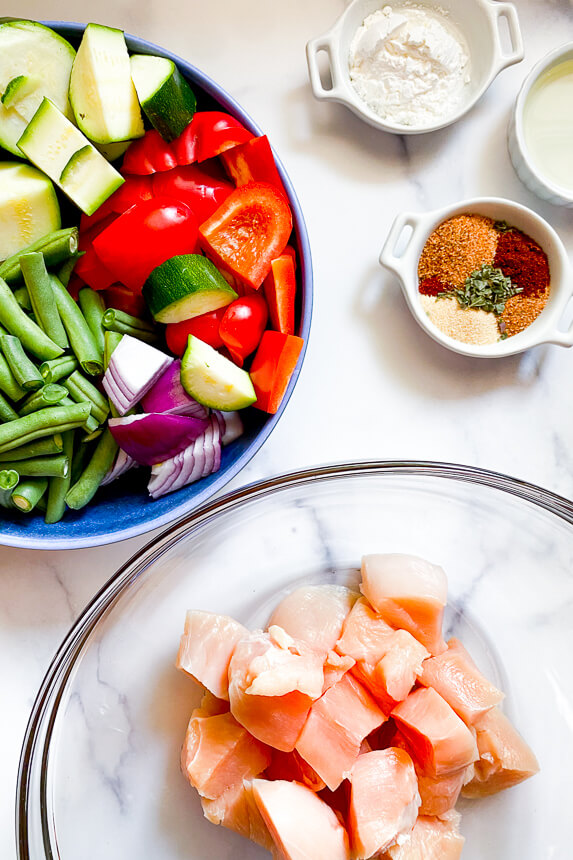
xmin=353 ymin=629 xmax=429 ymax=713
xmin=348 ymin=748 xmax=420 ymax=859
xmin=361 ymin=554 xmax=448 ymax=655
xmin=201 ymin=779 xmax=274 ymax=850
xmin=335 ymin=597 xmax=396 ymax=665
xmin=269 ymin=585 xmax=357 ymax=655
xmin=383 ymin=810 xmax=465 ymax=859
xmin=176 ymin=610 xmax=248 ymax=700
xmin=264 ymin=748 xmax=326 ymax=791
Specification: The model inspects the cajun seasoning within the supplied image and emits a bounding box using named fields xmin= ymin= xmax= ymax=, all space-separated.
xmin=417 ymin=214 xmax=550 ymax=345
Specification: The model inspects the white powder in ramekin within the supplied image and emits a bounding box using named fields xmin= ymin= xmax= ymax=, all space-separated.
xmin=348 ymin=4 xmax=471 ymax=127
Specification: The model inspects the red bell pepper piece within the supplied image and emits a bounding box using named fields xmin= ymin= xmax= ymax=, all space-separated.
xmin=121 ymin=129 xmax=178 ymax=175
xmin=263 ymin=254 xmax=296 ymax=336
xmin=92 ymin=197 xmax=199 ymax=293
xmin=172 ymin=111 xmax=254 ymax=165
xmin=199 ymin=182 xmax=293 ymax=290
xmin=165 ymin=307 xmax=226 ymax=356
xmin=220 ymin=135 xmax=288 ymax=199
xmin=103 ymin=284 xmax=148 ymax=318
xmin=151 ymin=164 xmax=233 ymax=224
xmin=249 ymin=331 xmax=304 ymax=414
xmin=75 ymin=213 xmax=119 ymax=291
xmin=79 ymin=175 xmax=154 ymax=231
xmin=219 ymin=294 xmax=268 ymax=366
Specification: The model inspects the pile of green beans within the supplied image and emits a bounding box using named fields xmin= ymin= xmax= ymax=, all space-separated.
xmin=0 ymin=227 xmax=159 ymax=523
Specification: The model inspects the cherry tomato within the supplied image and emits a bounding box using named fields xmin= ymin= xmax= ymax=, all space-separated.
xmin=165 ymin=307 xmax=226 ymax=356
xmin=219 ymin=294 xmax=268 ymax=366
xmin=92 ymin=197 xmax=199 ymax=293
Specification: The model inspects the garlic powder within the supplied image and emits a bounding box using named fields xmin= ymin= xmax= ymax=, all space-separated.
xmin=348 ymin=5 xmax=471 ymax=127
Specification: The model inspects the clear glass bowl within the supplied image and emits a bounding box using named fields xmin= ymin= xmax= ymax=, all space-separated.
xmin=17 ymin=461 xmax=573 ymax=859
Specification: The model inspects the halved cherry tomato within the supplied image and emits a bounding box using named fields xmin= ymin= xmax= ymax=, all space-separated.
xmin=219 ymin=294 xmax=268 ymax=366
xmin=263 ymin=253 xmax=296 ymax=335
xmin=199 ymin=182 xmax=293 ymax=290
xmin=249 ymin=331 xmax=304 ymax=414
xmin=172 ymin=111 xmax=254 ymax=165
xmin=220 ymin=135 xmax=288 ymax=199
xmin=92 ymin=197 xmax=199 ymax=293
xmin=151 ymin=165 xmax=233 ymax=224
xmin=121 ymin=129 xmax=178 ymax=175
xmin=103 ymin=284 xmax=148 ymax=318
xmin=165 ymin=307 xmax=226 ymax=356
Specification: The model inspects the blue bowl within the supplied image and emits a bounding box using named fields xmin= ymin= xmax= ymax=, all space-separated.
xmin=0 ymin=22 xmax=312 ymax=550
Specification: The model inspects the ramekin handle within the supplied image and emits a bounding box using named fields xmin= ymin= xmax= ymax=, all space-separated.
xmin=306 ymin=34 xmax=345 ymax=101
xmin=379 ymin=212 xmax=424 ymax=282
xmin=544 ymin=317 xmax=573 ymax=348
xmin=492 ymin=2 xmax=524 ymax=69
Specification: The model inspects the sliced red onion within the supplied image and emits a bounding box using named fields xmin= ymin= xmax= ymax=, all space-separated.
xmin=101 ymin=448 xmax=137 ymax=486
xmin=213 ymin=410 xmax=244 ymax=446
xmin=141 ymin=359 xmax=209 ymax=419
xmin=147 ymin=414 xmax=222 ymax=499
xmin=109 ymin=412 xmax=209 ymax=465
xmin=103 ymin=335 xmax=173 ymax=416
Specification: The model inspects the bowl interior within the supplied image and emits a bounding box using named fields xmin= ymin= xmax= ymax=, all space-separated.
xmin=19 ymin=465 xmax=573 ymax=859
xmin=0 ymin=23 xmax=312 ymax=549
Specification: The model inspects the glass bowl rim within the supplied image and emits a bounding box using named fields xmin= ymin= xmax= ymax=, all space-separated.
xmin=16 ymin=458 xmax=573 ymax=858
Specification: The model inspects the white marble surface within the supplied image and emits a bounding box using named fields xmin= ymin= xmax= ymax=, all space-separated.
xmin=1 ymin=0 xmax=573 ymax=856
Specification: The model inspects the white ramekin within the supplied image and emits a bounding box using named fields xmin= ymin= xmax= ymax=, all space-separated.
xmin=379 ymin=197 xmax=572 ymax=358
xmin=508 ymin=42 xmax=573 ymax=208
xmin=306 ymin=0 xmax=523 ymax=135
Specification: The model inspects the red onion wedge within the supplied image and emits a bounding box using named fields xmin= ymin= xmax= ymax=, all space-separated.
xmin=101 ymin=448 xmax=137 ymax=486
xmin=213 ymin=410 xmax=244 ymax=446
xmin=109 ymin=412 xmax=209 ymax=466
xmin=102 ymin=335 xmax=173 ymax=416
xmin=141 ymin=359 xmax=208 ymax=419
xmin=147 ymin=414 xmax=222 ymax=498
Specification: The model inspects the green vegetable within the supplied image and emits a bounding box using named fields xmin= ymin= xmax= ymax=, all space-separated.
xmin=0 ymin=391 xmax=18 ymax=422
xmin=181 ymin=335 xmax=256 ymax=411
xmin=60 ymin=395 xmax=99 ymax=435
xmin=0 ymin=467 xmax=18 ymax=507
xmin=20 ymin=251 xmax=69 ymax=349
xmin=11 ymin=476 xmax=48 ymax=512
xmin=0 ymin=276 xmax=63 ymax=360
xmin=63 ymin=369 xmax=109 ymax=424
xmin=78 ymin=287 xmax=106 ymax=355
xmin=0 ymin=351 xmax=24 ymax=401
xmin=0 ymin=163 xmax=61 ymax=263
xmin=438 ymin=265 xmax=522 ymax=316
xmin=130 ymin=53 xmax=196 ymax=142
xmin=0 ymin=454 xmax=69 ymax=477
xmin=49 ymin=275 xmax=103 ymax=375
xmin=0 ymin=401 xmax=91 ymax=454
xmin=18 ymin=383 xmax=68 ymax=415
xmin=40 ymin=355 xmax=79 ymax=384
xmin=57 ymin=252 xmax=83 ymax=288
xmin=65 ymin=427 xmax=118 ymax=510
xmin=13 ymin=286 xmax=32 ymax=312
xmin=143 ymin=254 xmax=237 ymax=323
xmin=0 ymin=334 xmax=43 ymax=391
xmin=0 ymin=226 xmax=79 ymax=285
xmin=102 ymin=307 xmax=157 ymax=343
xmin=45 ymin=429 xmax=74 ymax=524
xmin=0 ymin=435 xmax=63 ymax=461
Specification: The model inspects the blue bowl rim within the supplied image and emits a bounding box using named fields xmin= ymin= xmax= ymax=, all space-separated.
xmin=0 ymin=20 xmax=313 ymax=551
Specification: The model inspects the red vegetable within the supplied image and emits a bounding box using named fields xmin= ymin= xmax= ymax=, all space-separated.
xmin=75 ymin=212 xmax=119 ymax=291
xmin=109 ymin=412 xmax=209 ymax=466
xmin=220 ymin=135 xmax=288 ymax=199
xmin=121 ymin=129 xmax=178 ymax=175
xmin=147 ymin=413 xmax=222 ymax=498
xmin=92 ymin=197 xmax=199 ymax=293
xmin=141 ymin=359 xmax=209 ymax=418
xmin=199 ymin=182 xmax=293 ymax=291
xmin=165 ymin=307 xmax=226 ymax=355
xmin=103 ymin=284 xmax=148 ymax=318
xmin=249 ymin=331 xmax=303 ymax=414
xmin=80 ymin=175 xmax=154 ymax=230
xmin=151 ymin=164 xmax=234 ymax=224
xmin=219 ymin=294 xmax=268 ymax=366
xmin=172 ymin=111 xmax=254 ymax=165
xmin=263 ymin=253 xmax=296 ymax=336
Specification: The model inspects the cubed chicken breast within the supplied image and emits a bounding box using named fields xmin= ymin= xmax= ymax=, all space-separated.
xmin=383 ymin=810 xmax=465 ymax=859
xmin=268 ymin=585 xmax=358 ymax=655
xmin=176 ymin=610 xmax=248 ymax=700
xmin=201 ymin=779 xmax=274 ymax=851
xmin=335 ymin=597 xmax=396 ymax=665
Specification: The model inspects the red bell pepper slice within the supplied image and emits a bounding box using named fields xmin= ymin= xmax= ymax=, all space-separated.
xmin=121 ymin=129 xmax=178 ymax=175
xmin=263 ymin=254 xmax=296 ymax=336
xmin=92 ymin=197 xmax=199 ymax=293
xmin=199 ymin=182 xmax=293 ymax=291
xmin=103 ymin=284 xmax=148 ymax=318
xmin=220 ymin=135 xmax=288 ymax=199
xmin=80 ymin=175 xmax=155 ymax=231
xmin=249 ymin=331 xmax=304 ymax=414
xmin=172 ymin=111 xmax=254 ymax=165
xmin=151 ymin=164 xmax=233 ymax=224
xmin=75 ymin=213 xmax=119 ymax=291
xmin=219 ymin=294 xmax=268 ymax=366
xmin=165 ymin=307 xmax=226 ymax=356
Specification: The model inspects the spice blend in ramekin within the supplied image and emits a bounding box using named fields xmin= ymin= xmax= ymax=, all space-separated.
xmin=418 ymin=214 xmax=550 ymax=345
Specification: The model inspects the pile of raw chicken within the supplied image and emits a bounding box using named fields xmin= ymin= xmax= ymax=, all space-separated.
xmin=176 ymin=553 xmax=539 ymax=858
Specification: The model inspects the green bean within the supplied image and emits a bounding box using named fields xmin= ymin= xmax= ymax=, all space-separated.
xmin=11 ymin=476 xmax=48 ymax=512
xmin=20 ymin=252 xmax=69 ymax=349
xmin=0 ymin=468 xmax=18 ymax=507
xmin=70 ymin=435 xmax=96 ymax=484
xmin=0 ymin=435 xmax=63 ymax=461
xmin=45 ymin=430 xmax=74 ymax=524
xmin=0 ymin=402 xmax=91 ymax=454
xmin=60 ymin=395 xmax=99 ymax=435
xmin=49 ymin=276 xmax=103 ymax=375
xmin=57 ymin=252 xmax=83 ymax=288
xmin=0 ymin=392 xmax=18 ymax=423
xmin=39 ymin=355 xmax=79 ymax=384
xmin=0 ymin=227 xmax=79 ymax=285
xmin=78 ymin=288 xmax=105 ymax=355
xmin=13 ymin=286 xmax=32 ymax=312
xmin=0 ymin=454 xmax=69 ymax=478
xmin=102 ymin=308 xmax=158 ymax=344
xmin=0 ymin=277 xmax=63 ymax=360
xmin=65 ymin=427 xmax=118 ymax=510
xmin=0 ymin=352 xmax=25 ymax=401
xmin=0 ymin=334 xmax=43 ymax=391
xmin=19 ymin=384 xmax=68 ymax=416
xmin=63 ymin=370 xmax=109 ymax=424
xmin=104 ymin=330 xmax=123 ymax=370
